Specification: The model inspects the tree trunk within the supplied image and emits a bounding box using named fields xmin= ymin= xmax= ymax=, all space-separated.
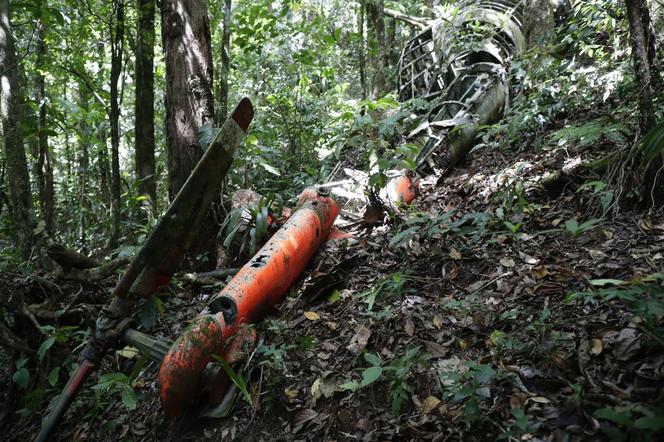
xmin=161 ymin=0 xmax=217 ymax=269
xmin=76 ymin=85 xmax=90 ymax=251
xmin=135 ymin=0 xmax=157 ymax=214
xmin=217 ymin=0 xmax=232 ymax=124
xmin=35 ymin=18 xmax=54 ymax=232
xmin=625 ymin=0 xmax=662 ymax=202
xmin=626 ymin=0 xmax=656 ymax=134
xmin=366 ymin=0 xmax=388 ymax=99
xmin=95 ymin=42 xmax=112 ymax=209
xmin=358 ymin=0 xmax=366 ymax=99
xmin=0 ymin=0 xmax=34 ymax=258
xmin=109 ymin=0 xmax=125 ymax=250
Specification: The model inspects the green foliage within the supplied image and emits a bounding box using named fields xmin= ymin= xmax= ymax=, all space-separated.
xmin=578 ymin=180 xmax=614 ymax=213
xmin=564 ymin=217 xmax=602 ymax=235
xmin=341 ymin=347 xmax=429 ymax=415
xmin=390 ymin=210 xmax=498 ymax=249
xmin=628 ymin=122 xmax=664 ymax=175
xmin=211 ymin=354 xmax=252 ymax=404
xmin=139 ymin=295 xmax=164 ymax=331
xmin=550 ymin=118 xmax=630 ymax=151
xmin=566 ymin=274 xmax=664 ymax=346
xmin=439 ymin=361 xmax=500 ymax=427
xmin=12 ymin=357 xmax=31 ymax=389
xmin=221 ymin=194 xmax=278 ymax=260
xmin=499 ymin=408 xmax=541 ymax=440
xmin=358 ymin=272 xmax=411 ymax=311
xmin=92 ymin=372 xmax=143 ymax=411
xmin=594 ymin=404 xmax=664 ymax=441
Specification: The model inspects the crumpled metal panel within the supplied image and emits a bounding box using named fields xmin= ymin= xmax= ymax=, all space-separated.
xmin=397 ymin=0 xmax=526 ymax=172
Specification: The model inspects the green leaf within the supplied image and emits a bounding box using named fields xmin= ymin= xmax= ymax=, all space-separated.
xmin=594 ymin=407 xmax=633 ymax=426
xmin=327 ymin=289 xmax=341 ymax=303
xmin=340 ymin=381 xmax=361 ymax=392
xmin=120 ymin=387 xmax=138 ymax=410
xmin=363 ymin=352 xmax=381 ymax=366
xmin=389 ymin=226 xmax=419 ymax=248
xmin=634 ymin=416 xmax=664 ymax=430
xmin=37 ymin=336 xmax=56 ymax=362
xmin=48 ymin=367 xmax=60 ymax=387
xmin=211 ymin=354 xmax=252 ymax=404
xmin=564 ymin=218 xmax=579 ymax=234
xmin=12 ymin=367 xmax=30 ymax=389
xmin=140 ymin=296 xmax=159 ymax=330
xmin=361 ymin=366 xmax=383 ymax=387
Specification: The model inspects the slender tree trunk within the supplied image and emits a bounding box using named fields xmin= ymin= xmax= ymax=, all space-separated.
xmin=161 ymin=0 xmax=217 ymax=269
xmin=1 ymin=0 xmax=34 ymax=258
xmin=366 ymin=0 xmax=388 ymax=98
xmin=217 ymin=0 xmax=232 ymax=124
xmin=109 ymin=0 xmax=125 ymax=249
xmin=358 ymin=0 xmax=366 ymax=99
xmin=95 ymin=42 xmax=112 ymax=209
xmin=76 ymin=86 xmax=90 ymax=251
xmin=625 ymin=0 xmax=662 ymax=202
xmin=135 ymin=0 xmax=157 ymax=214
xmin=626 ymin=0 xmax=656 ymax=133
xmin=35 ymin=18 xmax=54 ymax=232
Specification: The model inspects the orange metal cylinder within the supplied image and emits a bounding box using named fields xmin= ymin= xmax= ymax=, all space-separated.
xmin=387 ymin=174 xmax=419 ymax=204
xmin=158 ymin=192 xmax=339 ymax=415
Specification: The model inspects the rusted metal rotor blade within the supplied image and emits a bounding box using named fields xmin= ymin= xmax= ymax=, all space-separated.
xmin=114 ymin=97 xmax=255 ymax=300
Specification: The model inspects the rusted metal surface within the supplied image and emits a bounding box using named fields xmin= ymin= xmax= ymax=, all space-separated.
xmin=398 ymin=0 xmax=526 ymax=172
xmin=34 ymin=360 xmax=94 ymax=442
xmin=158 ymin=190 xmax=339 ymax=415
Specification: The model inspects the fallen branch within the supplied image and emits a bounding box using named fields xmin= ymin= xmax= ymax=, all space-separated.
xmin=384 ymin=8 xmax=430 ymax=29
xmin=47 ymin=244 xmax=99 ymax=270
xmin=57 ymin=255 xmax=132 ymax=281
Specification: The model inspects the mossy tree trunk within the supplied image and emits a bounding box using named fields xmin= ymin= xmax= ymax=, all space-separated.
xmin=1 ymin=0 xmax=34 ymax=259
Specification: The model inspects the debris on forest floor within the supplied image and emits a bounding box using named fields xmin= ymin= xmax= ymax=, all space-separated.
xmin=5 ymin=113 xmax=662 ymax=441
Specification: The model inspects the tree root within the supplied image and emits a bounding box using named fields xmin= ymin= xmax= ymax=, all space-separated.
xmin=0 ymin=321 xmax=35 ymax=355
xmin=56 ymin=255 xmax=131 ymax=281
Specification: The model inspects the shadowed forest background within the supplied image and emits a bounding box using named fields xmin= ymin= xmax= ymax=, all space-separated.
xmin=1 ymin=0 xmax=664 ymax=440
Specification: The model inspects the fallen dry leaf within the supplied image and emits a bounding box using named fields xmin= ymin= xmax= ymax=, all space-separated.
xmin=304 ymin=311 xmax=320 ymax=321
xmin=433 ymin=314 xmax=444 ymax=330
xmin=590 ymin=338 xmax=603 ymax=355
xmin=420 ymin=396 xmax=442 ymax=414
xmin=500 ymin=257 xmax=515 ymax=267
xmin=347 ymin=325 xmax=371 ymax=354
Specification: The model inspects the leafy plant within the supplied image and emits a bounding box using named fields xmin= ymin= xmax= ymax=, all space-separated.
xmin=578 ymin=180 xmax=614 ymax=213
xmin=211 ymin=354 xmax=252 ymax=404
xmin=499 ymin=408 xmax=541 ymax=439
xmin=357 ymin=272 xmax=411 ymax=311
xmin=439 ymin=361 xmax=500 ymax=426
xmin=566 ymin=275 xmax=664 ymax=346
xmin=390 ymin=210 xmax=498 ymax=249
xmin=221 ymin=194 xmax=276 ymax=260
xmin=594 ymin=404 xmax=664 ymax=441
xmin=341 ymin=347 xmax=429 ymax=415
xmin=564 ymin=217 xmax=602 ymax=235
xmin=550 ymin=118 xmax=630 ymax=151
xmin=92 ymin=372 xmax=143 ymax=411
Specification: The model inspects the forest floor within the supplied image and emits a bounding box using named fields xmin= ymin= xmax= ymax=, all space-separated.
xmin=3 ymin=118 xmax=664 ymax=441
